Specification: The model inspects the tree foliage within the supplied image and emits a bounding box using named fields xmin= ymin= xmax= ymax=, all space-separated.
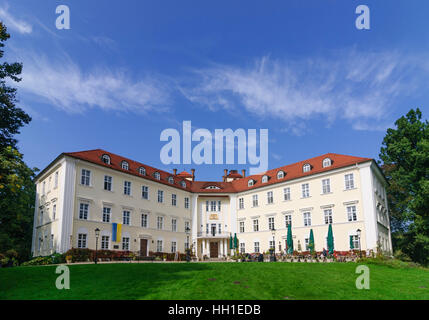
xmin=379 ymin=108 xmax=429 ymax=265
xmin=0 ymin=22 xmax=35 ymax=262
xmin=0 ymin=22 xmax=31 ymax=150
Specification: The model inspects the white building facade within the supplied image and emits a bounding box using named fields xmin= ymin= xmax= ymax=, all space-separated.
xmin=32 ymin=149 xmax=392 ymax=259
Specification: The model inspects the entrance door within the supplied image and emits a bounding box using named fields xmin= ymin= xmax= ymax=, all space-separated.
xmin=140 ymin=239 xmax=148 ymax=256
xmin=209 ymin=242 xmax=219 ymax=258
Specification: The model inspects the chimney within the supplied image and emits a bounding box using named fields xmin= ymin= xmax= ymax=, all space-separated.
xmin=173 ymin=169 xmax=177 ymax=175
xmin=223 ymin=169 xmax=228 ymax=182
xmin=242 ymin=169 xmax=246 ymax=178
xmin=191 ymin=169 xmax=195 ymax=181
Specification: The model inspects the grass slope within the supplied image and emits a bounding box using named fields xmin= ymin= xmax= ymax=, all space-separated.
xmin=0 ymin=262 xmax=428 ymax=300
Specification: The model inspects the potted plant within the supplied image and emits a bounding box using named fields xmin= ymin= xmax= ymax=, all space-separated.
xmin=66 ymin=255 xmax=72 ymax=264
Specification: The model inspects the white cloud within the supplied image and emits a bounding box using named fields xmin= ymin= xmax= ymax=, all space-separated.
xmin=17 ymin=54 xmax=170 ymax=114
xmin=0 ymin=6 xmax=32 ymax=34
xmin=182 ymin=50 xmax=425 ymax=133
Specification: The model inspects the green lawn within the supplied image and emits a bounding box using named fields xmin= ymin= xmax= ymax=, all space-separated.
xmin=0 ymin=262 xmax=428 ymax=300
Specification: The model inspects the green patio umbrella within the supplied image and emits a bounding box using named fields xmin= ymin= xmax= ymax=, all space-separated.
xmin=349 ymin=235 xmax=354 ymax=250
xmin=286 ymin=223 xmax=294 ymax=254
xmin=233 ymin=233 xmax=238 ymax=249
xmin=309 ymin=229 xmax=315 ymax=253
xmin=327 ymin=224 xmax=334 ymax=254
xmin=229 ymin=234 xmax=233 ymax=249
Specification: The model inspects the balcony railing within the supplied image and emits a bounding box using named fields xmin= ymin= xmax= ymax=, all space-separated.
xmin=197 ymin=231 xmax=229 ymax=238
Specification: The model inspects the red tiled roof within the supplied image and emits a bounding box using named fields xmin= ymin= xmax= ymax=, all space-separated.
xmin=57 ymin=149 xmax=371 ymax=194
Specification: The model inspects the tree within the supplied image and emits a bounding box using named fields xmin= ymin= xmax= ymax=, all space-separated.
xmin=379 ymin=108 xmax=429 ymax=265
xmin=0 ymin=147 xmax=36 ymax=261
xmin=0 ymin=22 xmax=36 ymax=262
xmin=0 ymin=22 xmax=31 ymax=150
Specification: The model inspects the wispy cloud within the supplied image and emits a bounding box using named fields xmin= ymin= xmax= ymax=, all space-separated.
xmin=0 ymin=5 xmax=32 ymax=34
xmin=17 ymin=53 xmax=170 ymax=114
xmin=181 ymin=49 xmax=426 ymax=133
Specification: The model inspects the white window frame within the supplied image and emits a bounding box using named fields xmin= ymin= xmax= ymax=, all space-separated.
xmin=103 ymin=207 xmax=111 ymax=223
xmin=122 ymin=237 xmax=130 ymax=251
xmin=157 ymin=216 xmax=164 ymax=230
xmin=285 ymin=214 xmax=292 ymax=227
xmin=345 ymin=174 xmax=355 ymax=190
xmin=124 ymin=181 xmax=131 ymax=195
xmin=324 ymin=209 xmax=333 ymax=224
xmin=267 ymin=191 xmax=274 ymax=204
xmin=123 ymin=210 xmax=130 ymax=225
xmin=101 ymin=235 xmax=110 ymax=250
xmin=77 ymin=233 xmax=87 ymax=248
xmin=347 ymin=205 xmax=357 ymax=221
xmin=302 ymin=183 xmax=310 ymax=198
xmin=253 ymin=219 xmax=259 ymax=232
xmin=81 ymin=169 xmax=91 ymax=186
xmin=172 ymin=218 xmax=177 ymax=232
xmin=142 ymin=185 xmax=149 ymax=199
xmin=158 ymin=190 xmax=164 ymax=203
xmin=104 ymin=175 xmax=112 ymax=191
xmin=303 ymin=164 xmax=311 ymax=173
xmin=303 ymin=212 xmax=311 ymax=226
xmin=322 ymin=178 xmax=331 ymax=194
xmin=239 ymin=197 xmax=244 ymax=209
xmin=283 ymin=187 xmax=291 ymax=201
xmin=239 ymin=221 xmax=245 ymax=233
xmin=171 ymin=194 xmax=177 ymax=206
xmin=121 ymin=161 xmax=129 ymax=170
xmin=252 ymin=194 xmax=258 ymax=207
xmin=184 ymin=197 xmax=190 ymax=209
xmin=141 ymin=213 xmax=148 ymax=228
xmin=79 ymin=203 xmax=89 ymax=220
xmin=268 ymin=217 xmax=275 ymax=230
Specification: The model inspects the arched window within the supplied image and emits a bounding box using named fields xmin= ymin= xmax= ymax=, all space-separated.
xmin=322 ymin=158 xmax=332 ymax=168
xmin=180 ymin=181 xmax=186 ymax=188
xmin=248 ymin=179 xmax=255 ymax=187
xmin=154 ymin=172 xmax=161 ymax=180
xmin=168 ymin=176 xmax=174 ymax=184
xmin=277 ymin=171 xmax=285 ymax=179
xmin=101 ymin=154 xmax=110 ymax=165
xmin=205 ymin=185 xmax=220 ymax=189
xmin=138 ymin=167 xmax=146 ymax=175
xmin=121 ymin=161 xmax=129 ymax=170
xmin=262 ymin=175 xmax=269 ymax=183
xmin=303 ymin=164 xmax=311 ymax=173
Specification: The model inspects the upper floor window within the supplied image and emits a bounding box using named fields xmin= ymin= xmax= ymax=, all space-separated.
xmin=172 ymin=218 xmax=177 ymax=232
xmin=158 ymin=190 xmax=164 ymax=203
xmin=239 ymin=197 xmax=244 ymax=209
xmin=104 ymin=175 xmax=112 ymax=191
xmin=322 ymin=158 xmax=332 ymax=168
xmin=154 ymin=172 xmax=161 ymax=180
xmin=157 ymin=216 xmax=164 ymax=230
xmin=347 ymin=205 xmax=357 ymax=221
xmin=324 ymin=209 xmax=333 ymax=224
xmin=262 ymin=175 xmax=269 ymax=183
xmin=124 ymin=181 xmax=131 ymax=195
xmin=101 ymin=154 xmax=111 ymax=164
xmin=205 ymin=185 xmax=220 ymax=189
xmin=54 ymin=172 xmax=58 ymax=189
xmin=252 ymin=194 xmax=258 ymax=207
xmin=248 ymin=179 xmax=255 ymax=187
xmin=322 ymin=178 xmax=331 ymax=194
xmin=79 ymin=203 xmax=89 ymax=220
xmin=168 ymin=176 xmax=174 ymax=184
xmin=184 ymin=197 xmax=190 ymax=209
xmin=239 ymin=221 xmax=245 ymax=233
xmin=121 ymin=161 xmax=129 ymax=170
xmin=103 ymin=207 xmax=111 ymax=223
xmin=81 ymin=169 xmax=91 ymax=186
xmin=267 ymin=191 xmax=274 ymax=204
xmin=171 ymin=194 xmax=177 ymax=206
xmin=141 ymin=213 xmax=148 ymax=228
xmin=302 ymin=183 xmax=310 ymax=198
xmin=284 ymin=214 xmax=292 ymax=227
xmin=283 ymin=187 xmax=291 ymax=201
xmin=303 ymin=212 xmax=311 ymax=226
xmin=268 ymin=217 xmax=275 ymax=230
xmin=277 ymin=171 xmax=285 ymax=179
xmin=123 ymin=210 xmax=130 ymax=225
xmin=142 ymin=186 xmax=149 ymax=199
xmin=180 ymin=181 xmax=186 ymax=188
xmin=345 ymin=174 xmax=355 ymax=190
xmin=303 ymin=164 xmax=311 ymax=173
xmin=139 ymin=167 xmax=146 ymax=175
xmin=253 ymin=219 xmax=259 ymax=232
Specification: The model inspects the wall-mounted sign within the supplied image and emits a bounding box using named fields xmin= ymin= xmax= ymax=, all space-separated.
xmin=209 ymin=214 xmax=219 ymax=220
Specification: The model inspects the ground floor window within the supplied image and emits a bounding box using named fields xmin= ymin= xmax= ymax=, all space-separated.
xmin=254 ymin=242 xmax=260 ymax=253
xmin=122 ymin=237 xmax=130 ymax=251
xmin=157 ymin=240 xmax=163 ymax=252
xmin=101 ymin=235 xmax=109 ymax=250
xmin=269 ymin=240 xmax=275 ymax=250
xmin=78 ymin=233 xmax=87 ymax=248
xmin=351 ymin=235 xmax=360 ymax=249
xmin=240 ymin=243 xmax=245 ymax=254
xmin=171 ymin=241 xmax=177 ymax=253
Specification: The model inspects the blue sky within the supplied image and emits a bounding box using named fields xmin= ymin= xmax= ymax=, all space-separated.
xmin=1 ymin=0 xmax=428 ymax=181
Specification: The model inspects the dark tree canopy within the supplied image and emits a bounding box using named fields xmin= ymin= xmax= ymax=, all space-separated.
xmin=379 ymin=108 xmax=429 ymax=265
xmin=0 ymin=22 xmax=31 ymax=150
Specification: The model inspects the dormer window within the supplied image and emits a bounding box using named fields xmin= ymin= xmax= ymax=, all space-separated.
xmin=180 ymin=181 xmax=186 ymax=188
xmin=277 ymin=171 xmax=285 ymax=179
xmin=262 ymin=175 xmax=269 ymax=183
xmin=303 ymin=164 xmax=311 ymax=173
xmin=101 ymin=154 xmax=111 ymax=165
xmin=323 ymin=158 xmax=332 ymax=168
xmin=154 ymin=172 xmax=161 ymax=180
xmin=121 ymin=161 xmax=129 ymax=170
xmin=205 ymin=185 xmax=220 ymax=189
xmin=138 ymin=167 xmax=146 ymax=175
xmin=168 ymin=176 xmax=174 ymax=184
xmin=248 ymin=179 xmax=255 ymax=187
